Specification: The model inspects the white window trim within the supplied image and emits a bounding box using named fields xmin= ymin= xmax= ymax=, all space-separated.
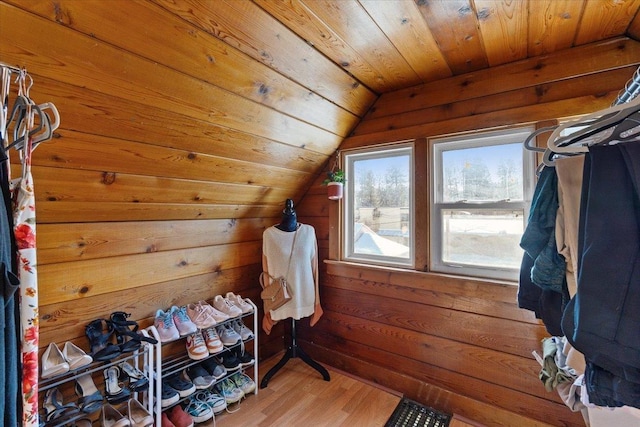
xmin=430 ymin=126 xmax=536 ymax=281
xmin=342 ymin=143 xmax=415 ymax=268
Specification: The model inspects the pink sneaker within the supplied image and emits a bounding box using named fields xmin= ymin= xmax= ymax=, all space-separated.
xmin=186 ymin=302 xmax=216 ymax=329
xmin=225 ymin=292 xmax=254 ymax=314
xmin=213 ymin=295 xmax=242 ymax=318
xmin=198 ymin=300 xmax=230 ymax=323
xmin=154 ymin=309 xmax=180 ymax=343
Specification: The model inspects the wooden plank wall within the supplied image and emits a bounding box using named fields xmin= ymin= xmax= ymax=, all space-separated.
xmin=296 ymin=38 xmax=640 ymax=427
xmin=0 ymin=0 xmax=370 ymax=376
xmin=2 ymin=0 xmax=640 ymax=425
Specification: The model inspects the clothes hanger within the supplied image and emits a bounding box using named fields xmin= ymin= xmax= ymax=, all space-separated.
xmin=525 ymin=123 xmax=593 ymax=169
xmin=31 ymin=102 xmax=59 ymax=148
xmin=523 ymin=126 xmax=555 ymax=153
xmin=2 ymin=68 xmax=58 ymax=151
xmin=38 ymin=102 xmax=60 ymax=132
xmin=546 ymin=93 xmax=640 ymax=153
xmin=6 ymin=99 xmax=59 ymax=150
xmin=0 ymin=67 xmax=12 ymax=144
xmin=6 ymin=102 xmax=46 ymax=151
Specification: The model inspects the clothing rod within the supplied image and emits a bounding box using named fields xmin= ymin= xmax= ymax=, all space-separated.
xmin=613 ymin=65 xmax=640 ymax=105
xmin=0 ymin=62 xmax=24 ymax=74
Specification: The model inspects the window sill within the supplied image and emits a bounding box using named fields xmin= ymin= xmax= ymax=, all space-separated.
xmin=324 ymin=259 xmax=517 ymax=291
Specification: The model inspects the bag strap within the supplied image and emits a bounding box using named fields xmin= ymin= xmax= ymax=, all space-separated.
xmin=284 ymin=228 xmax=298 ymax=282
xmin=259 ymin=272 xmax=268 ymax=289
xmin=260 ymin=226 xmax=299 ymax=288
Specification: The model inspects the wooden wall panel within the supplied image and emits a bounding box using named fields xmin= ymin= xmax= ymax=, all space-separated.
xmin=0 ymin=0 xmax=343 ymax=376
xmin=150 ymin=0 xmax=376 ymax=113
xmin=38 ymin=241 xmax=262 ymax=305
xmin=1 ymin=1 xmax=638 ymax=425
xmin=1 ymin=3 xmax=343 ymax=153
xmin=39 ymin=265 xmax=261 ymax=347
xmin=30 ymin=92 xmax=326 ymax=174
xmin=353 ymin=66 xmax=638 ymax=137
xmin=364 ymin=37 xmax=640 ymax=120
xmin=292 ymin=47 xmax=640 ymax=426
xmin=7 ymin=0 xmax=359 ymax=136
xmin=37 ymin=218 xmax=269 ymax=264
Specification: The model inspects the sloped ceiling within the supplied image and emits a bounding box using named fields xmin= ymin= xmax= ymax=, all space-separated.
xmin=259 ymin=0 xmax=640 ymax=94
xmin=2 ymin=0 xmax=640 ymax=219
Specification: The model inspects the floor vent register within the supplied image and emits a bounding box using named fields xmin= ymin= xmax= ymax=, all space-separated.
xmin=385 ymin=397 xmax=452 ymax=427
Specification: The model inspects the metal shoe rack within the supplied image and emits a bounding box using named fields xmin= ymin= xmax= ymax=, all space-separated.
xmin=39 ymin=332 xmax=157 ymax=427
xmin=145 ymin=299 xmax=258 ymax=425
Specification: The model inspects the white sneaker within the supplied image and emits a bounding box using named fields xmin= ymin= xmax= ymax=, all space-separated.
xmin=213 ymin=295 xmax=242 ymax=318
xmin=215 ymin=378 xmax=244 ymax=404
xmin=231 ymin=372 xmax=256 ymax=395
xmin=216 ymin=324 xmax=241 ymax=346
xmin=186 ymin=332 xmax=209 ymax=361
xmin=225 ymin=292 xmax=254 ymax=314
xmin=203 ymin=327 xmax=224 ymax=353
xmin=193 ymin=389 xmax=227 ymax=414
xmin=183 ymin=399 xmax=213 ymax=423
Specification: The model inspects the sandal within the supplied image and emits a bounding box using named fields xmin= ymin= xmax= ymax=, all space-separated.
xmin=110 ymin=311 xmax=157 ymax=353
xmin=85 ymin=319 xmax=121 ymax=362
xmin=119 ymin=360 xmax=149 ymax=392
xmin=43 ymin=387 xmax=79 ymax=421
xmin=75 ymin=373 xmax=104 ymax=414
xmin=103 ymin=366 xmax=131 ymax=404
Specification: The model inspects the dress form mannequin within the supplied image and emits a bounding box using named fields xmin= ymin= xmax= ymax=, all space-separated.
xmin=275 ymin=198 xmax=298 ymax=232
xmin=260 ymin=199 xmax=330 ymax=388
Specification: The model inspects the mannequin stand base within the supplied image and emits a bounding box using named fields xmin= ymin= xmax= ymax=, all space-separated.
xmin=260 ymin=319 xmax=330 ymax=388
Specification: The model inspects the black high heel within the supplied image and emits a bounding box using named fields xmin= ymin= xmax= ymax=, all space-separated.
xmin=110 ymin=311 xmax=158 ymax=354
xmin=75 ymin=374 xmax=104 ymax=414
xmin=118 ymin=360 xmax=149 ymax=392
xmin=85 ymin=319 xmax=121 ymax=362
xmin=103 ymin=366 xmax=131 ymax=404
xmin=43 ymin=388 xmax=79 ymax=421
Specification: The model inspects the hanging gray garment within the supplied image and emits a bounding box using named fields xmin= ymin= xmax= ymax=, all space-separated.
xmin=1 ymin=151 xmax=20 ymax=427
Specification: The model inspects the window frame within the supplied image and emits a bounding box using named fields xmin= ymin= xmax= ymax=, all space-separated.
xmin=429 ymin=126 xmax=536 ymax=281
xmin=342 ymin=143 xmax=415 ymax=268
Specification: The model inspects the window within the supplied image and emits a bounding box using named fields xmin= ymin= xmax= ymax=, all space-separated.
xmin=343 ymin=144 xmax=414 ymax=267
xmin=430 ymin=127 xmax=535 ymax=281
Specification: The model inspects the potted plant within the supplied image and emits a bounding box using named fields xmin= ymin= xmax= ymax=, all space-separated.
xmin=322 ymin=169 xmax=345 ymax=200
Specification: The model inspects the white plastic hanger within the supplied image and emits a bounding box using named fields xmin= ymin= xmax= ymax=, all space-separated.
xmin=523 ymin=126 xmax=555 ymax=153
xmin=546 ymin=93 xmax=640 ymax=154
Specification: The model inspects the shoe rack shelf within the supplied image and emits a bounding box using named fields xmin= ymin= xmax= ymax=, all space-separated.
xmin=39 ymin=330 xmax=157 ymax=427
xmin=146 ymin=299 xmax=258 ymax=426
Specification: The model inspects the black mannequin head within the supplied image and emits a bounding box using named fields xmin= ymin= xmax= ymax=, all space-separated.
xmin=276 ymin=199 xmax=298 ymax=232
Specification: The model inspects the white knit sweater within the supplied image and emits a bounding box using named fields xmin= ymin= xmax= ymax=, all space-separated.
xmin=262 ymin=224 xmax=318 ymax=321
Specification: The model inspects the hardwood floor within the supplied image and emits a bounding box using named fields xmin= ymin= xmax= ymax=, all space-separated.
xmin=207 ymin=353 xmax=402 ymax=426
xmin=174 ymin=352 xmax=482 ymax=427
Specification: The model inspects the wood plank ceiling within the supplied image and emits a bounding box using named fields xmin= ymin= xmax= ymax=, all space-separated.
xmin=2 ymin=0 xmax=640 ymax=219
xmin=140 ymin=0 xmax=640 ymax=180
